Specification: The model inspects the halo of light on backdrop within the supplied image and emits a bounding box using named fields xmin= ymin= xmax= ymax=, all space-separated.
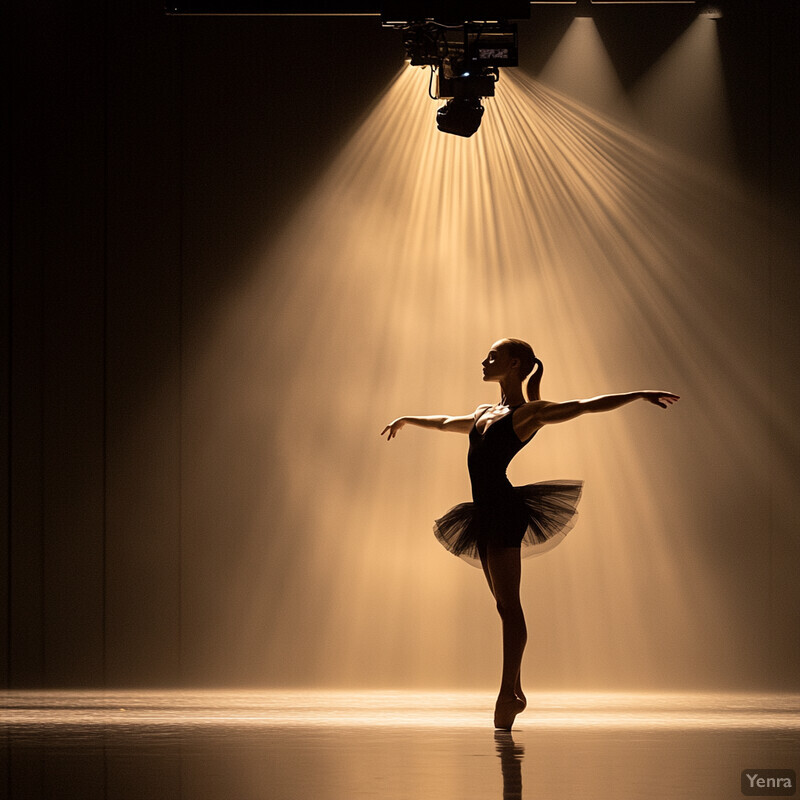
xmin=183 ymin=13 xmax=799 ymax=690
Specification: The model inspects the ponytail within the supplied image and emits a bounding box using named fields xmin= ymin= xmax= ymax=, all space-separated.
xmin=526 ymin=358 xmax=543 ymax=401
xmin=499 ymin=338 xmax=542 ymax=401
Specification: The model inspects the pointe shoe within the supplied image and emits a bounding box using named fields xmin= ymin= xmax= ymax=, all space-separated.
xmin=494 ymin=696 xmax=525 ymax=730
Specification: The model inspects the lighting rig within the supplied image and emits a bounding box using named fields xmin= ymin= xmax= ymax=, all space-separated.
xmin=381 ymin=2 xmax=530 ymax=137
xmin=165 ymin=2 xmax=724 ymax=136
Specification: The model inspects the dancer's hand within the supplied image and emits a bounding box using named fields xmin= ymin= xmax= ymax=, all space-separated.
xmin=381 ymin=418 xmax=407 ymax=440
xmin=641 ymin=391 xmax=680 ymax=409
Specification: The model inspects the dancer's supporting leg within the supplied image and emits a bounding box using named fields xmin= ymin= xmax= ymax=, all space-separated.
xmin=483 ymin=545 xmax=527 ymax=729
xmin=479 ymin=544 xmax=526 ymax=710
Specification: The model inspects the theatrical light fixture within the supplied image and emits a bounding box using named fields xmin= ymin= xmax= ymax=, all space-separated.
xmin=697 ymin=2 xmax=722 ymax=19
xmin=575 ymin=0 xmax=593 ymax=18
xmin=436 ymin=97 xmax=485 ymax=137
xmin=382 ymin=3 xmax=528 ymax=137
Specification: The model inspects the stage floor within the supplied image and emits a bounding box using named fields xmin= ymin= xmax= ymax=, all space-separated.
xmin=2 ymin=690 xmax=798 ymax=799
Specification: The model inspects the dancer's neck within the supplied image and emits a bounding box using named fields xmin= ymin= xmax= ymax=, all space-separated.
xmin=499 ymin=377 xmax=525 ymax=407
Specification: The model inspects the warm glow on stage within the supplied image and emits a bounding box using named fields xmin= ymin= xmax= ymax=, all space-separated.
xmin=5 ymin=690 xmax=800 ymax=730
xmin=4 ymin=691 xmax=798 ymax=800
xmin=184 ymin=52 xmax=798 ymax=690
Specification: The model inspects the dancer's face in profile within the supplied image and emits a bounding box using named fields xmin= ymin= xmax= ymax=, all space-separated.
xmin=482 ymin=340 xmax=516 ymax=382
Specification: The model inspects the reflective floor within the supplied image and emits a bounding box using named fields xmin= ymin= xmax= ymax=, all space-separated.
xmin=2 ymin=691 xmax=798 ymax=799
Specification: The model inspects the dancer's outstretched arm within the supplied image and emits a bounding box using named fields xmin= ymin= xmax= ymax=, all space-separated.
xmin=381 ymin=406 xmax=489 ymax=440
xmin=514 ymin=391 xmax=679 ymax=438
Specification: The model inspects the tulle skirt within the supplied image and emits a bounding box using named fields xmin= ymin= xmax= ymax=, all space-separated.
xmin=433 ymin=480 xmax=584 ymax=567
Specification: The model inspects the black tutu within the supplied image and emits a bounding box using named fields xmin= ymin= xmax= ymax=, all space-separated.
xmin=433 ymin=480 xmax=583 ymax=567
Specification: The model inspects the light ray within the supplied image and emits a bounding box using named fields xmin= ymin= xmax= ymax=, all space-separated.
xmin=537 ymin=17 xmax=632 ymax=120
xmin=631 ymin=16 xmax=734 ymax=166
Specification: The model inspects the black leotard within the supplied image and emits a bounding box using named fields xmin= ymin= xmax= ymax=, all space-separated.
xmin=469 ymin=406 xmax=533 ymax=502
xmin=433 ymin=405 xmax=583 ymax=567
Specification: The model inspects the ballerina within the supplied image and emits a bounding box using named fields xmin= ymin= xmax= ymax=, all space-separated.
xmin=381 ymin=338 xmax=679 ymax=730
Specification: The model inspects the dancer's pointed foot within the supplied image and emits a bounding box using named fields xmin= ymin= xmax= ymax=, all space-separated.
xmin=494 ymin=695 xmax=526 ymax=730
xmin=516 ymin=688 xmax=527 ymax=710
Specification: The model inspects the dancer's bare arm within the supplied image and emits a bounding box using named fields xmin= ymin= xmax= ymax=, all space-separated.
xmin=514 ymin=391 xmax=679 ymax=439
xmin=381 ymin=406 xmax=489 ymax=440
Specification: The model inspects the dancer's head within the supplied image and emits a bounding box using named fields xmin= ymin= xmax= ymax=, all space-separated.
xmin=482 ymin=338 xmax=543 ymax=401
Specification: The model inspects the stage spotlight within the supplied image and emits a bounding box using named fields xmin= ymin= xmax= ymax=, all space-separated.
xmin=383 ymin=5 xmax=525 ymax=137
xmin=395 ymin=22 xmax=515 ymax=136
xmin=575 ymin=0 xmax=593 ymax=18
xmin=436 ymin=96 xmax=485 ymax=137
xmin=697 ymin=2 xmax=723 ymax=19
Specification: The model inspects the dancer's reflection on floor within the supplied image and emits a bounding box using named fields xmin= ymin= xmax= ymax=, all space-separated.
xmin=495 ymin=730 xmax=525 ymax=800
